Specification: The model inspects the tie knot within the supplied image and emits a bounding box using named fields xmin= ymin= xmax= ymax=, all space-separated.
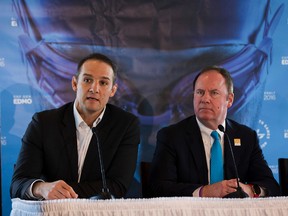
xmin=211 ymin=130 xmax=220 ymax=141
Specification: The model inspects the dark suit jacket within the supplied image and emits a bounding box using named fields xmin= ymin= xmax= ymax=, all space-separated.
xmin=149 ymin=115 xmax=280 ymax=197
xmin=10 ymin=102 xmax=140 ymax=199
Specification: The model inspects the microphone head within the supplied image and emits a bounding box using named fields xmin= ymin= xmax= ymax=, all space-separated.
xmin=90 ymin=191 xmax=115 ymax=200
xmin=218 ymin=125 xmax=225 ymax=132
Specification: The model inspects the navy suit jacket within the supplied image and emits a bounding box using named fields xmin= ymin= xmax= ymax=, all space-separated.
xmin=149 ymin=115 xmax=280 ymax=197
xmin=10 ymin=102 xmax=140 ymax=199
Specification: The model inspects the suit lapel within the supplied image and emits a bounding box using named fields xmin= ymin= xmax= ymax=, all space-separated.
xmin=81 ymin=133 xmax=101 ymax=180
xmin=224 ymin=120 xmax=239 ymax=180
xmin=92 ymin=105 xmax=113 ymax=167
xmin=186 ymin=116 xmax=209 ymax=184
xmin=61 ymin=103 xmax=79 ymax=181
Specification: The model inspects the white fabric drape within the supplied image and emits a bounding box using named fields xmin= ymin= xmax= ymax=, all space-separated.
xmin=11 ymin=197 xmax=288 ymax=216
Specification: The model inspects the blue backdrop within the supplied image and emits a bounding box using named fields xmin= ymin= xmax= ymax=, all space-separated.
xmin=1 ymin=0 xmax=288 ymax=215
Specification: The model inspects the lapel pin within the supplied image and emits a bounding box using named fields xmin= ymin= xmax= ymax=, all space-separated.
xmin=234 ymin=138 xmax=241 ymax=146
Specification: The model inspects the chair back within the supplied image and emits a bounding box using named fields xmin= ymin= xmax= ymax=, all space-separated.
xmin=278 ymin=158 xmax=288 ymax=195
xmin=140 ymin=161 xmax=152 ymax=198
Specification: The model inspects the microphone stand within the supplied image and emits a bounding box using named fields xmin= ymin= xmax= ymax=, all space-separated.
xmin=90 ymin=127 xmax=114 ymax=200
xmin=218 ymin=125 xmax=248 ymax=198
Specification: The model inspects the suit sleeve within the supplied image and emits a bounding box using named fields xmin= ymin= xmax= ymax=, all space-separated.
xmin=10 ymin=113 xmax=45 ymax=199
xmin=241 ymin=130 xmax=280 ymax=196
xmin=149 ymin=127 xmax=202 ymax=197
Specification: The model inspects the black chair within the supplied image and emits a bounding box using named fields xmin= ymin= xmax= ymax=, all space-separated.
xmin=140 ymin=161 xmax=152 ymax=198
xmin=278 ymin=158 xmax=288 ymax=196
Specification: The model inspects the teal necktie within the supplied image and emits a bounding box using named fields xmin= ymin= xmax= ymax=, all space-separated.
xmin=210 ymin=130 xmax=224 ymax=184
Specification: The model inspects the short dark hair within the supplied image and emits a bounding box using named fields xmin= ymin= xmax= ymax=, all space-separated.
xmin=193 ymin=65 xmax=234 ymax=94
xmin=76 ymin=53 xmax=117 ymax=83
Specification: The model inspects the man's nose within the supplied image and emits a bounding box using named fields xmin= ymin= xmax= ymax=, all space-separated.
xmin=90 ymin=82 xmax=100 ymax=93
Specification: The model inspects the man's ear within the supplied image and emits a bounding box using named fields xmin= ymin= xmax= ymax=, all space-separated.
xmin=72 ymin=76 xmax=78 ymax=92
xmin=110 ymin=83 xmax=118 ymax=97
xmin=227 ymin=93 xmax=234 ymax=108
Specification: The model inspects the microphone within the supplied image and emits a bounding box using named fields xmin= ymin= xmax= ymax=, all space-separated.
xmin=90 ymin=127 xmax=114 ymax=200
xmin=218 ymin=125 xmax=248 ymax=198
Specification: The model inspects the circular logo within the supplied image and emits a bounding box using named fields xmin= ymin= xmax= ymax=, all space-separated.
xmin=256 ymin=119 xmax=270 ymax=149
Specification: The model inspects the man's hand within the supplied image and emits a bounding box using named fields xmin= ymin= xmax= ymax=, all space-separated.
xmin=201 ymin=178 xmax=239 ymax=197
xmin=239 ymin=182 xmax=254 ymax=197
xmin=32 ymin=180 xmax=78 ymax=200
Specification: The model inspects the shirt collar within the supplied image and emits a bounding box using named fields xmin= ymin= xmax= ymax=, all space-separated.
xmin=73 ymin=103 xmax=106 ymax=128
xmin=196 ymin=117 xmax=226 ymax=137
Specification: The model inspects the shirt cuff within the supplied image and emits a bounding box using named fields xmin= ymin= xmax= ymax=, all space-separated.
xmin=259 ymin=186 xmax=266 ymax=197
xmin=193 ymin=186 xmax=203 ymax=197
xmin=26 ymin=179 xmax=45 ymax=200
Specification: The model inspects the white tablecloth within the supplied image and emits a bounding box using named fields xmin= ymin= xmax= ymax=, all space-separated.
xmin=11 ymin=196 xmax=288 ymax=216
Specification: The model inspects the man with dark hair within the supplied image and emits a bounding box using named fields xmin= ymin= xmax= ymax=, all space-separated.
xmin=10 ymin=53 xmax=140 ymax=200
xmin=149 ymin=66 xmax=280 ymax=198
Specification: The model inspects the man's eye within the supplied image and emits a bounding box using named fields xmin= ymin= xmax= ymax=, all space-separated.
xmin=196 ymin=90 xmax=204 ymax=96
xmin=83 ymin=78 xmax=92 ymax=83
xmin=211 ymin=91 xmax=220 ymax=96
xmin=210 ymin=90 xmax=222 ymax=98
xmin=100 ymin=81 xmax=108 ymax=86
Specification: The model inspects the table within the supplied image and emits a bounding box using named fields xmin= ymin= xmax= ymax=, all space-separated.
xmin=11 ymin=196 xmax=288 ymax=216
